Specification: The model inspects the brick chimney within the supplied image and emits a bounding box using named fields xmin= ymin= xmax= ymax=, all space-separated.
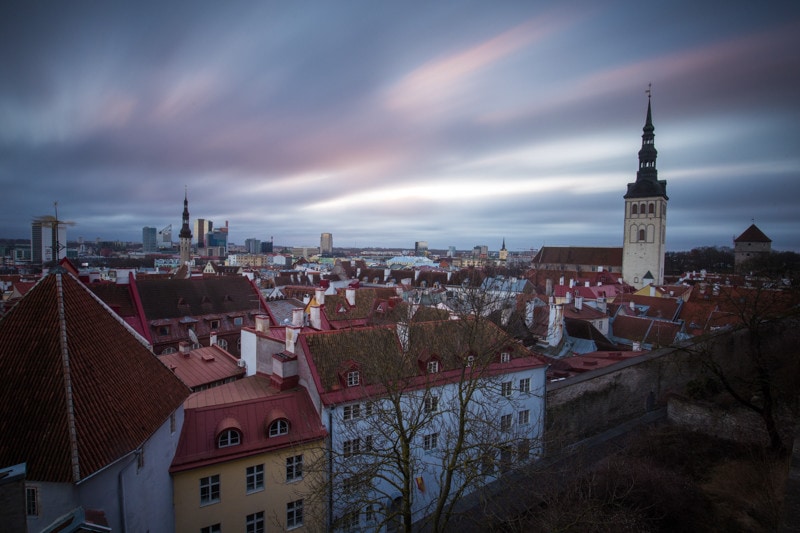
xmin=255 ymin=314 xmax=270 ymax=334
xmin=292 ymin=308 xmax=304 ymax=327
xmin=285 ymin=325 xmax=300 ymax=353
xmin=179 ymin=341 xmax=191 ymax=357
xmin=271 ymin=352 xmax=299 ymax=390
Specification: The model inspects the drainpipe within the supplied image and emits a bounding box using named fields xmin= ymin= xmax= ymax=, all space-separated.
xmin=117 ymin=448 xmax=141 ymax=533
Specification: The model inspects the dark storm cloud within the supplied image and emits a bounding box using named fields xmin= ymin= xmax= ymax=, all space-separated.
xmin=1 ymin=1 xmax=799 ymax=252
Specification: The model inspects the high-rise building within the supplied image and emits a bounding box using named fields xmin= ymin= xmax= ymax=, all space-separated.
xmin=245 ymin=238 xmax=261 ymax=254
xmin=414 ymin=241 xmax=428 ymax=257
xmin=194 ymin=219 xmax=212 ymax=248
xmin=320 ymin=232 xmax=333 ymax=254
xmin=31 ymin=219 xmax=67 ymax=266
xmin=622 ymin=94 xmax=668 ymax=289
xmin=142 ymin=227 xmax=157 ymax=253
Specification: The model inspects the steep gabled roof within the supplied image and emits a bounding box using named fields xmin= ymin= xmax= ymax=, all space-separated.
xmin=734 ymin=223 xmax=772 ymax=243
xmin=0 ymin=270 xmax=190 ymax=483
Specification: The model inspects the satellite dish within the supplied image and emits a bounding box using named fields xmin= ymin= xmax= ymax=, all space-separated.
xmin=188 ymin=329 xmax=200 ymax=346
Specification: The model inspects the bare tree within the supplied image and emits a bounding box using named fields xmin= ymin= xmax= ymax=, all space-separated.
xmin=304 ymin=309 xmax=547 ymax=533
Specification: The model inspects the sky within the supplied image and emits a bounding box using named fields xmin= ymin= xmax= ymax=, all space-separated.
xmin=2 ymin=1 xmax=799 ymax=253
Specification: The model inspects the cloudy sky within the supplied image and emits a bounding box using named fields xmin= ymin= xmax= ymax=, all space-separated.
xmin=2 ymin=1 xmax=799 ymax=253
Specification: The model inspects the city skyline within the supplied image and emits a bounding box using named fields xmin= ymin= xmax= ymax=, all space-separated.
xmin=2 ymin=2 xmax=799 ymax=252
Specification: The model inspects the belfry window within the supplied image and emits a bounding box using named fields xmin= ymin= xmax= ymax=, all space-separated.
xmin=638 ymin=229 xmax=646 ymax=242
xmin=631 ymin=204 xmax=638 ymax=216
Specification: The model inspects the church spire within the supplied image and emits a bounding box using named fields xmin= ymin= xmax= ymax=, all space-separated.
xmin=624 ymin=88 xmax=667 ymax=200
xmin=179 ymin=187 xmax=192 ymax=239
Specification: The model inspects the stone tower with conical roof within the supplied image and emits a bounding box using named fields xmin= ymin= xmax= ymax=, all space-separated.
xmin=622 ymin=94 xmax=668 ymax=289
xmin=179 ymin=189 xmax=193 ymax=266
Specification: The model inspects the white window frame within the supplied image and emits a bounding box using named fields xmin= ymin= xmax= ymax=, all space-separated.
xmin=287 ymin=499 xmax=304 ymax=529
xmin=500 ymin=414 xmax=512 ymax=432
xmin=518 ymin=409 xmax=530 ymax=425
xmin=269 ymin=419 xmax=289 ymax=437
xmin=218 ymin=429 xmax=241 ymax=448
xmin=286 ymin=454 xmax=303 ymax=482
xmin=501 ymin=381 xmax=513 ymax=397
xmin=343 ymin=404 xmax=361 ymax=421
xmin=519 ymin=377 xmax=531 ymax=393
xmin=423 ymin=432 xmax=439 ymax=450
xmin=500 ymin=352 xmax=510 ymax=363
xmin=424 ymin=395 xmax=439 ymax=413
xmin=343 ymin=438 xmax=361 ymax=457
xmin=427 ymin=360 xmax=439 ymax=373
xmin=200 ymin=474 xmax=221 ymax=506
xmin=246 ymin=464 xmax=264 ymax=493
xmin=346 ymin=370 xmax=360 ymax=387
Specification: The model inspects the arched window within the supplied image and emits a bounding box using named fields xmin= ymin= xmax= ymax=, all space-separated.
xmin=161 ymin=346 xmax=176 ymax=355
xmin=631 ymin=204 xmax=638 ymax=216
xmin=218 ymin=429 xmax=241 ymax=448
xmin=638 ymin=228 xmax=646 ymax=242
xmin=216 ymin=338 xmax=228 ymax=350
xmin=640 ymin=203 xmax=646 ymax=214
xmin=648 ymin=202 xmax=655 ymax=215
xmin=269 ymin=419 xmax=289 ymax=437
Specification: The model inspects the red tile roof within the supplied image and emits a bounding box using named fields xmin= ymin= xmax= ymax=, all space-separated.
xmin=170 ymin=375 xmax=326 ymax=472
xmin=0 ymin=270 xmax=190 ymax=483
xmin=533 ymin=247 xmax=623 ymax=267
xmin=159 ymin=345 xmax=245 ymax=390
xmin=734 ymin=224 xmax=771 ymax=243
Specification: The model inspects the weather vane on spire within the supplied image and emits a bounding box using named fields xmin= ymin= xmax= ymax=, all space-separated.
xmin=646 ymin=83 xmax=652 ymax=99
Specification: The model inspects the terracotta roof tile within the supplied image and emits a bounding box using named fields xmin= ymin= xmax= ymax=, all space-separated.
xmin=0 ymin=271 xmax=190 ymax=483
xmin=159 ymin=345 xmax=245 ymax=390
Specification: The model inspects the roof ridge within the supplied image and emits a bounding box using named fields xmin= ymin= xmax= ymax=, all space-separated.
xmin=56 ymin=272 xmax=81 ymax=482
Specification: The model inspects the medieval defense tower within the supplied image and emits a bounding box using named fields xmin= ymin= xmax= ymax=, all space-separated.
xmin=622 ymin=93 xmax=668 ymax=289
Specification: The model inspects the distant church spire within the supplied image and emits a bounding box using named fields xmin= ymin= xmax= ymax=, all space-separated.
xmin=179 ymin=187 xmax=192 ymax=239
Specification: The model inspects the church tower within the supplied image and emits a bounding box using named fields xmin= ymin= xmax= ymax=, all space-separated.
xmin=622 ymin=93 xmax=668 ymax=289
xmin=179 ymin=189 xmax=193 ymax=266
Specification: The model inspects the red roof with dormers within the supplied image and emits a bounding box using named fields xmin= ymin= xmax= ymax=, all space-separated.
xmin=0 ymin=270 xmax=190 ymax=483
xmin=170 ymin=375 xmax=326 ymax=473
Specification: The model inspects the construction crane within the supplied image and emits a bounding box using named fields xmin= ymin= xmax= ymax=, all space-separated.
xmin=32 ymin=202 xmax=76 ymax=263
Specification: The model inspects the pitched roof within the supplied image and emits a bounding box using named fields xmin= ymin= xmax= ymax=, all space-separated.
xmin=533 ymin=247 xmax=623 ymax=267
xmin=0 ymin=270 xmax=190 ymax=483
xmin=734 ymin=223 xmax=771 ymax=243
xmin=158 ymin=345 xmax=245 ymax=390
xmin=171 ymin=375 xmax=326 ymax=472
xmin=135 ymin=276 xmax=264 ymax=319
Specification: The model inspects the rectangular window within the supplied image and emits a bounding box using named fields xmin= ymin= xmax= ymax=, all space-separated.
xmin=210 ymin=319 xmax=220 ymax=330
xmin=518 ymin=438 xmax=531 ymax=461
xmin=201 ymin=525 xmax=221 ymax=533
xmin=424 ymin=395 xmax=439 ymax=413
xmin=500 ymin=414 xmax=512 ymax=432
xmin=246 ymin=511 xmax=265 ymax=533
xmin=286 ymin=454 xmax=303 ymax=482
xmin=343 ymin=438 xmax=361 ymax=457
xmin=200 ymin=474 xmax=221 ymax=505
xmin=287 ymin=499 xmax=304 ymax=529
xmin=519 ymin=378 xmax=531 ymax=393
xmin=25 ymin=486 xmax=38 ymax=517
xmin=364 ymin=401 xmax=374 ymax=417
xmin=365 ymin=504 xmax=376 ymax=522
xmin=347 ymin=370 xmax=360 ymax=386
xmin=364 ymin=434 xmax=373 ymax=451
xmin=500 ymin=352 xmax=510 ymax=363
xmin=423 ymin=433 xmax=438 ymax=450
xmin=341 ymin=510 xmax=360 ymax=532
xmin=518 ymin=409 xmax=530 ymax=425
xmin=233 ymin=316 xmax=244 ymax=326
xmin=246 ymin=464 xmax=264 ymax=493
xmin=427 ymin=360 xmax=439 ymax=373
xmin=501 ymin=381 xmax=512 ymax=397
xmin=343 ymin=404 xmax=361 ymax=421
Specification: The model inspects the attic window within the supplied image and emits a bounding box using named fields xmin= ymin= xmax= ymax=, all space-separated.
xmin=427 ymin=360 xmax=439 ymax=374
xmin=500 ymin=352 xmax=510 ymax=363
xmin=346 ymin=370 xmax=360 ymax=387
xmin=177 ymin=297 xmax=187 ymax=306
xmin=233 ymin=317 xmax=243 ymax=326
xmin=217 ymin=429 xmax=241 ymax=448
xmin=158 ymin=325 xmax=170 ymax=336
xmin=269 ymin=419 xmax=289 ymax=437
xmin=224 ymin=294 xmax=234 ymax=302
xmin=337 ymin=304 xmax=348 ymax=314
xmin=210 ymin=319 xmax=220 ymax=330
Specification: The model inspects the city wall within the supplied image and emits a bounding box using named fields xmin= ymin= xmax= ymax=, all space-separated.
xmin=543 ymin=325 xmax=767 ymax=452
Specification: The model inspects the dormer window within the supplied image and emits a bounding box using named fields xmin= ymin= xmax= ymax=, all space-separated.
xmin=427 ymin=360 xmax=439 ymax=373
xmin=500 ymin=352 xmax=510 ymax=363
xmin=466 ymin=355 xmax=475 ymax=368
xmin=269 ymin=419 xmax=289 ymax=437
xmin=158 ymin=325 xmax=170 ymax=336
xmin=346 ymin=370 xmax=360 ymax=387
xmin=218 ymin=429 xmax=241 ymax=448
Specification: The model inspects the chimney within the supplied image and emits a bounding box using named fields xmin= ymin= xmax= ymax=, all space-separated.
xmin=569 ymin=279 xmax=575 ymax=288
xmin=575 ymin=294 xmax=583 ymax=310
xmin=559 ymin=276 xmax=565 ymax=286
xmin=179 ymin=341 xmax=191 ymax=357
xmin=310 ymin=305 xmax=322 ymax=329
xmin=303 ymin=294 xmax=311 ymax=305
xmin=629 ymin=300 xmax=636 ymax=311
xmin=414 ymin=269 xmax=421 ymax=281
xmin=285 ymin=325 xmax=300 ymax=353
xmin=565 ymin=291 xmax=572 ymax=304
xmin=384 ymin=268 xmax=391 ymax=280
xmin=271 ymin=352 xmax=299 ymax=390
xmin=210 ymin=331 xmax=218 ymax=346
xmin=649 ymin=285 xmax=656 ymax=297
xmin=356 ymin=267 xmax=362 ymax=278
xmin=255 ymin=314 xmax=271 ymax=334
xmin=345 ymin=288 xmax=356 ymax=306
xmin=597 ymin=296 xmax=607 ymax=313
xmin=315 ymin=287 xmax=325 ymax=306
xmin=632 ymin=341 xmax=642 ymax=352
xmin=547 ymin=303 xmax=564 ymax=347
xmin=546 ymin=278 xmax=553 ymax=296
xmin=292 ymin=308 xmax=304 ymax=327
xmin=584 ymin=281 xmax=590 ymax=287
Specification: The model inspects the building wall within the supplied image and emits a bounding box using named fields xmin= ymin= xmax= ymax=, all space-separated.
xmin=172 ymin=441 xmax=324 ymax=532
xmin=622 ymin=197 xmax=667 ymax=288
